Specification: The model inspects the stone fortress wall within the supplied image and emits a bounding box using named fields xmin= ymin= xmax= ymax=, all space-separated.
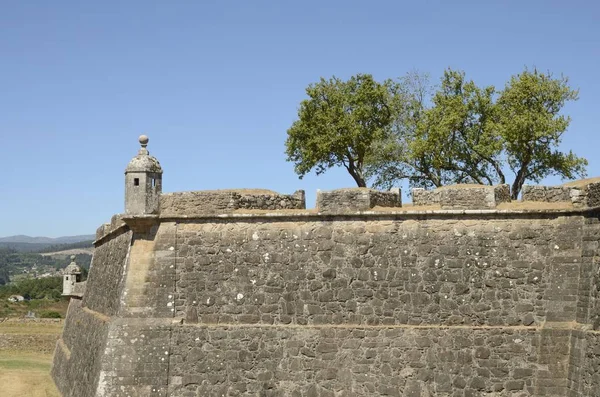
xmin=52 ymin=137 xmax=600 ymax=397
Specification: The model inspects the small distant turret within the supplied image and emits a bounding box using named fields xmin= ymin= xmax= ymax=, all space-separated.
xmin=125 ymin=135 xmax=163 ymax=215
xmin=62 ymin=255 xmax=82 ymax=296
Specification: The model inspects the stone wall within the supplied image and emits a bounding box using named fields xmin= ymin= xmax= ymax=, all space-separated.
xmin=412 ymin=185 xmax=510 ymax=209
xmin=521 ymin=180 xmax=600 ymax=209
xmin=521 ymin=186 xmax=572 ymax=203
xmin=160 ymin=189 xmax=305 ymax=216
xmin=577 ymin=181 xmax=600 ymax=208
xmin=439 ymin=185 xmax=510 ymax=209
xmin=567 ymin=330 xmax=600 ymax=396
xmin=411 ymin=188 xmax=440 ymax=206
xmin=53 ymin=205 xmax=600 ymax=396
xmin=52 ymin=297 xmax=111 ymax=397
xmin=172 ymin=217 xmax=580 ymax=327
xmin=316 ymin=188 xmax=401 ymax=214
xmin=157 ymin=213 xmax=584 ymax=396
xmin=51 ymin=230 xmax=133 ymax=397
xmin=170 ymin=326 xmax=540 ymax=396
xmin=83 ymin=230 xmax=133 ymax=316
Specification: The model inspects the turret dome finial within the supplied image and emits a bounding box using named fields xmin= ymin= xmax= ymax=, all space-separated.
xmin=138 ymin=135 xmax=149 ymax=155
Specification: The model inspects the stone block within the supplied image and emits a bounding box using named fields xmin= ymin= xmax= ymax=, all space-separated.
xmin=316 ymin=188 xmax=401 ymax=214
xmin=521 ymin=178 xmax=600 ymax=209
xmin=411 ymin=188 xmax=440 ymax=206
xmin=95 ymin=223 xmax=111 ymax=241
xmin=160 ymin=189 xmax=306 ymax=215
xmin=412 ymin=184 xmax=510 ymax=209
xmin=521 ymin=185 xmax=571 ymax=202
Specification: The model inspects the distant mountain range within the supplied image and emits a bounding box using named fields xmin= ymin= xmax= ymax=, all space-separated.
xmin=0 ymin=235 xmax=95 ymax=244
xmin=0 ymin=235 xmax=95 ymax=253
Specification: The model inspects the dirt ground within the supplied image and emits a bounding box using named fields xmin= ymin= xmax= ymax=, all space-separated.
xmin=0 ymin=320 xmax=63 ymax=397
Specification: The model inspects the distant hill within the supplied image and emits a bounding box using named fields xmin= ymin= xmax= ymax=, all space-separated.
xmin=0 ymin=242 xmax=54 ymax=252
xmin=0 ymin=235 xmax=95 ymax=244
xmin=0 ymin=235 xmax=95 ymax=253
xmin=37 ymin=240 xmax=94 ymax=255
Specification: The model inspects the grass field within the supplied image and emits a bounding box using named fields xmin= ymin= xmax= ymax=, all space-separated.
xmin=0 ymin=299 xmax=69 ymax=318
xmin=0 ymin=320 xmax=63 ymax=397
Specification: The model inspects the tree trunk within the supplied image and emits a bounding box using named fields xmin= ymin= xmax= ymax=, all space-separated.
xmin=349 ymin=169 xmax=367 ymax=187
xmin=511 ymin=167 xmax=527 ymax=200
xmin=345 ymin=155 xmax=367 ymax=187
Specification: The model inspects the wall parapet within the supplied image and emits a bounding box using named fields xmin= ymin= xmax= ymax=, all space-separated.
xmin=412 ymin=184 xmax=511 ymax=209
xmin=316 ymin=187 xmax=401 ymax=214
xmin=70 ymin=281 xmax=86 ymax=298
xmin=159 ymin=189 xmax=305 ymax=216
xmin=94 ymin=214 xmax=128 ymax=245
xmin=522 ymin=178 xmax=600 ymax=208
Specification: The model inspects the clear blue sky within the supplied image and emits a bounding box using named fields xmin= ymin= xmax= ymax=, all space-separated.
xmin=1 ymin=0 xmax=598 ymax=237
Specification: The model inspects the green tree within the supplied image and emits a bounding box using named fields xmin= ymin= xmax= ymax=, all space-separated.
xmin=365 ymin=71 xmax=433 ymax=189
xmin=496 ymin=69 xmax=587 ymax=198
xmin=0 ymin=266 xmax=9 ymax=286
xmin=369 ymin=68 xmax=587 ymax=198
xmin=410 ymin=69 xmax=503 ymax=187
xmin=285 ymin=74 xmax=399 ymax=187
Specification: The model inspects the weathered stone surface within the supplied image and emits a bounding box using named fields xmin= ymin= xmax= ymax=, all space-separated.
xmin=54 ymin=151 xmax=600 ymax=397
xmin=52 ymin=230 xmax=133 ymax=397
xmin=160 ymin=189 xmax=305 ymax=216
xmin=52 ymin=299 xmax=111 ymax=397
xmin=522 ymin=180 xmax=600 ymax=210
xmin=522 ymin=186 xmax=572 ymax=202
xmin=83 ymin=230 xmax=133 ymax=316
xmin=55 ymin=208 xmax=600 ymax=396
xmin=412 ymin=184 xmax=510 ymax=209
xmin=169 ymin=326 xmax=539 ymax=396
xmin=412 ymin=188 xmax=440 ymax=206
xmin=439 ymin=184 xmax=510 ymax=209
xmin=173 ymin=217 xmax=579 ymax=327
xmin=55 ymin=209 xmax=600 ymax=396
xmin=317 ymin=188 xmax=401 ymax=214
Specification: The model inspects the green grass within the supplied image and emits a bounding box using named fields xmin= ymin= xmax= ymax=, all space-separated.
xmin=0 ymin=355 xmax=51 ymax=371
xmin=0 ymin=324 xmax=62 ymax=396
xmin=0 ymin=321 xmax=64 ymax=335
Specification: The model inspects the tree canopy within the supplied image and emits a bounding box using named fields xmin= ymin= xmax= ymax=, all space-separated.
xmin=292 ymin=68 xmax=587 ymax=198
xmin=285 ymin=74 xmax=399 ymax=187
xmin=495 ymin=69 xmax=587 ymax=197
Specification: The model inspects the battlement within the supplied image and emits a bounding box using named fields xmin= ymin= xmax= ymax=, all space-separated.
xmin=93 ymin=180 xmax=600 ymax=242
xmin=412 ymin=184 xmax=511 ymax=209
xmin=159 ymin=188 xmax=306 ymax=216
xmin=522 ymin=178 xmax=600 ymax=208
xmin=316 ymin=187 xmax=401 ymax=214
xmin=94 ymin=214 xmax=127 ymax=243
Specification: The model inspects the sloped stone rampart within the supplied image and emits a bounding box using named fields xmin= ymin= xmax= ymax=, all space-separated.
xmin=52 ymin=230 xmax=133 ymax=397
xmin=83 ymin=230 xmax=133 ymax=316
xmin=51 ymin=299 xmax=111 ymax=397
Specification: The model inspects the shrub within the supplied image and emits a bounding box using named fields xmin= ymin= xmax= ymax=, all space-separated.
xmin=38 ymin=310 xmax=61 ymax=318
